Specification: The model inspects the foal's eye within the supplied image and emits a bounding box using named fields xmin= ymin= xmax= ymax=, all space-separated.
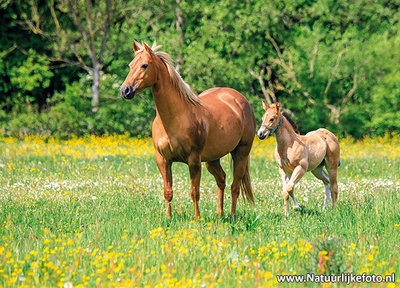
xmin=141 ymin=63 xmax=148 ymax=69
xmin=270 ymin=118 xmax=274 ymax=122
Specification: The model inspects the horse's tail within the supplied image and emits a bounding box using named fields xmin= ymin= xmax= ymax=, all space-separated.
xmin=241 ymin=157 xmax=255 ymax=204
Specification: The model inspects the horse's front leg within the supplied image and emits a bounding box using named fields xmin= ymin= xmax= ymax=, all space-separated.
xmin=279 ymin=167 xmax=292 ymax=216
xmin=284 ymin=165 xmax=306 ymax=216
xmin=156 ymin=152 xmax=173 ymax=218
xmin=188 ymin=153 xmax=202 ymax=220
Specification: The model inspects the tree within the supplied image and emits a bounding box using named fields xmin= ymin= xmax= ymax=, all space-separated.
xmin=1 ymin=0 xmax=70 ymax=115
xmin=18 ymin=0 xmax=145 ymax=110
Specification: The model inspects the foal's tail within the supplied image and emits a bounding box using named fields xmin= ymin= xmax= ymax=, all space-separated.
xmin=241 ymin=158 xmax=255 ymax=204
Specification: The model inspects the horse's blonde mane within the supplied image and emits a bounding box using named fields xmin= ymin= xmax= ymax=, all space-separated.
xmin=155 ymin=51 xmax=201 ymax=106
xmin=136 ymin=41 xmax=201 ymax=106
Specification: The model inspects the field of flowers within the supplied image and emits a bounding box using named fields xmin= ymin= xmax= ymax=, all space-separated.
xmin=0 ymin=134 xmax=400 ymax=287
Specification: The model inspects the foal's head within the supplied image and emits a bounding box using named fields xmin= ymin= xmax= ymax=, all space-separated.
xmin=120 ymin=42 xmax=161 ymax=99
xmin=257 ymin=102 xmax=282 ymax=140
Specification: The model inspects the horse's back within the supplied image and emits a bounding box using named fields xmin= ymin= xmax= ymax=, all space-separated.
xmin=199 ymin=87 xmax=251 ymax=111
xmin=199 ymin=87 xmax=256 ymax=137
xmin=198 ymin=87 xmax=256 ymax=161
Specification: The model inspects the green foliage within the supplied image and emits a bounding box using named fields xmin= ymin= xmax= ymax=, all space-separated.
xmin=8 ymin=49 xmax=53 ymax=92
xmin=2 ymin=77 xmax=155 ymax=137
xmin=1 ymin=0 xmax=400 ymax=138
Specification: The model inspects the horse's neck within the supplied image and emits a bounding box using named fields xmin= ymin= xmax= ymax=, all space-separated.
xmin=151 ymin=67 xmax=195 ymax=129
xmin=275 ymin=119 xmax=297 ymax=151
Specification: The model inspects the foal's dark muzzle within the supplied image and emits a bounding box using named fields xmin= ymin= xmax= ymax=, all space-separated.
xmin=120 ymin=85 xmax=136 ymax=99
xmin=257 ymin=130 xmax=267 ymax=140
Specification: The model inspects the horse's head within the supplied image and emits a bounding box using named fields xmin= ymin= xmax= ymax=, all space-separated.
xmin=120 ymin=42 xmax=161 ymax=99
xmin=257 ymin=101 xmax=282 ymax=140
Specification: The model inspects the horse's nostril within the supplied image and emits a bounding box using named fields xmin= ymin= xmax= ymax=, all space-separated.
xmin=120 ymin=85 xmax=132 ymax=97
xmin=257 ymin=130 xmax=266 ymax=140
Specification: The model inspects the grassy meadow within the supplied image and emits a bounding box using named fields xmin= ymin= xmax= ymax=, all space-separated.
xmin=0 ymin=134 xmax=400 ymax=287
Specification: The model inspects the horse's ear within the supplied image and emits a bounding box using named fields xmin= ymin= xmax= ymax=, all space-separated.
xmin=143 ymin=42 xmax=153 ymax=54
xmin=151 ymin=41 xmax=162 ymax=52
xmin=133 ymin=41 xmax=141 ymax=52
xmin=262 ymin=101 xmax=269 ymax=110
xmin=276 ymin=102 xmax=281 ymax=111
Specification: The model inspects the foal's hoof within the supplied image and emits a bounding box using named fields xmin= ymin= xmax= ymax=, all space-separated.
xmin=215 ymin=211 xmax=224 ymax=217
xmin=293 ymin=205 xmax=301 ymax=211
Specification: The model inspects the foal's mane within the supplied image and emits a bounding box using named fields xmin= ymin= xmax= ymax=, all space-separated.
xmin=282 ymin=111 xmax=300 ymax=134
xmin=135 ymin=41 xmax=200 ymax=106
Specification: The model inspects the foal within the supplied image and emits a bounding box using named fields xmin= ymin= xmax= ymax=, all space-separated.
xmin=257 ymin=102 xmax=340 ymax=216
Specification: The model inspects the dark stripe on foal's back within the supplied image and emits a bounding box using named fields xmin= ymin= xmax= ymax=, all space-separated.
xmin=282 ymin=112 xmax=300 ymax=134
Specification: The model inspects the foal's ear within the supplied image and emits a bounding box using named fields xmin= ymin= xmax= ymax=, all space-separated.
xmin=262 ymin=101 xmax=269 ymax=110
xmin=133 ymin=41 xmax=141 ymax=53
xmin=276 ymin=102 xmax=281 ymax=111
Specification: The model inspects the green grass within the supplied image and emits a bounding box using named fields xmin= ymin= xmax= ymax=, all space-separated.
xmin=0 ymin=139 xmax=399 ymax=287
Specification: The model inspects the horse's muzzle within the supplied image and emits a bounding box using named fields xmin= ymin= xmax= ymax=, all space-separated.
xmin=257 ymin=129 xmax=267 ymax=140
xmin=120 ymin=85 xmax=136 ymax=99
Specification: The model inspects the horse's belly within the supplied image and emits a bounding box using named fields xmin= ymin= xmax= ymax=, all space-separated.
xmin=200 ymin=110 xmax=243 ymax=161
xmin=199 ymin=88 xmax=255 ymax=161
xmin=306 ymin=142 xmax=327 ymax=171
xmin=201 ymin=136 xmax=241 ymax=162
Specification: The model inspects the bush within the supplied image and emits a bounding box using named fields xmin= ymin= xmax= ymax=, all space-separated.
xmin=1 ymin=79 xmax=156 ymax=138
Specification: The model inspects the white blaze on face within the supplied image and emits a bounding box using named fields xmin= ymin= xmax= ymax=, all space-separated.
xmin=258 ymin=112 xmax=268 ymax=132
xmin=257 ymin=112 xmax=271 ymax=139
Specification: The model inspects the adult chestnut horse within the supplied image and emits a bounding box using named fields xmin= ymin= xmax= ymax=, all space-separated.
xmin=120 ymin=42 xmax=256 ymax=219
xmin=257 ymin=102 xmax=340 ymax=216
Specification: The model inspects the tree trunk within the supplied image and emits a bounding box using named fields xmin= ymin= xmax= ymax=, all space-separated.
xmin=175 ymin=0 xmax=184 ymax=72
xmin=92 ymin=62 xmax=100 ymax=111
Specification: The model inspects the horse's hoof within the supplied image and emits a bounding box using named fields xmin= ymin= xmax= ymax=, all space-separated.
xmin=293 ymin=206 xmax=301 ymax=211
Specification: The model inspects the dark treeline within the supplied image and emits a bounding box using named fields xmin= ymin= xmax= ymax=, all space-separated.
xmin=1 ymin=0 xmax=399 ymax=138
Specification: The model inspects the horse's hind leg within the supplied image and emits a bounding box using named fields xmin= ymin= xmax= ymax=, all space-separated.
xmin=230 ymin=145 xmax=253 ymax=218
xmin=156 ymin=152 xmax=173 ymax=218
xmin=206 ymin=160 xmax=226 ymax=216
xmin=324 ymin=136 xmax=340 ymax=208
xmin=325 ymin=163 xmax=339 ymax=208
xmin=311 ymin=165 xmax=331 ymax=209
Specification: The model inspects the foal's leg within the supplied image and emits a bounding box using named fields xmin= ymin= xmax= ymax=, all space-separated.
xmin=284 ymin=165 xmax=306 ymax=216
xmin=323 ymin=134 xmax=340 ymax=208
xmin=279 ymin=168 xmax=300 ymax=214
xmin=156 ymin=152 xmax=173 ymax=218
xmin=325 ymin=164 xmax=338 ymax=208
xmin=188 ymin=153 xmax=202 ymax=220
xmin=206 ymin=160 xmax=226 ymax=216
xmin=311 ymin=165 xmax=331 ymax=209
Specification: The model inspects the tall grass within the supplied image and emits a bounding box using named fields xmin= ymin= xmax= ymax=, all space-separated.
xmin=0 ymin=135 xmax=399 ymax=287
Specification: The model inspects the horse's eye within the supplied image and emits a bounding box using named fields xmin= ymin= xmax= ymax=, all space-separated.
xmin=270 ymin=118 xmax=274 ymax=122
xmin=141 ymin=63 xmax=148 ymax=69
